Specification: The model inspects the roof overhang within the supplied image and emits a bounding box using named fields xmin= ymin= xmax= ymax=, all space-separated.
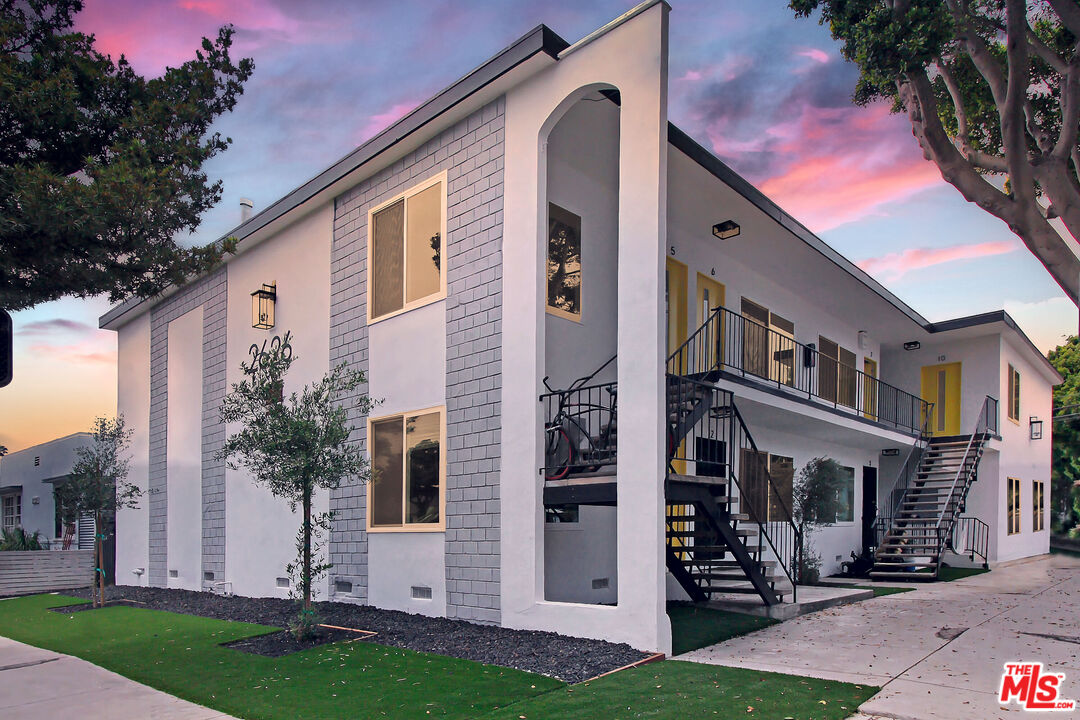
xmin=924 ymin=310 xmax=1063 ymax=384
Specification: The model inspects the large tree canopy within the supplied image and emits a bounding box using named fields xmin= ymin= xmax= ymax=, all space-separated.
xmin=0 ymin=0 xmax=252 ymax=311
xmin=792 ymin=0 xmax=1080 ymax=307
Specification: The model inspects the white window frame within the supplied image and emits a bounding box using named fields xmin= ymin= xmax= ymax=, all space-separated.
xmin=366 ymin=406 xmax=446 ymax=532
xmin=2 ymin=492 xmax=21 ymax=530
xmin=366 ymin=171 xmax=448 ymax=324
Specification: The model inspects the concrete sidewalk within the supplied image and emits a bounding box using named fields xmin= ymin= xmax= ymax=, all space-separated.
xmin=678 ymin=554 xmax=1080 ymax=720
xmin=0 ymin=636 xmax=238 ymax=720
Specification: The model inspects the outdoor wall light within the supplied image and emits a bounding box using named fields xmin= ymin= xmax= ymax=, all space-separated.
xmin=903 ymin=341 xmax=921 ymax=351
xmin=1030 ymin=416 xmax=1043 ymax=440
xmin=712 ymin=220 xmax=741 ymax=239
xmin=251 ymin=283 xmax=276 ymax=330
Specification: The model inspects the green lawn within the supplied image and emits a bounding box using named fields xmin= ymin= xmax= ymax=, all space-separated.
xmin=828 ymin=583 xmax=915 ymax=597
xmin=935 ymin=565 xmax=989 ymax=582
xmin=0 ymin=594 xmax=878 ymax=720
xmin=667 ymin=603 xmax=776 ymax=655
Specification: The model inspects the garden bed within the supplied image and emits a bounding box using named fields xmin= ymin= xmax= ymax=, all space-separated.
xmin=65 ymin=585 xmax=648 ymax=682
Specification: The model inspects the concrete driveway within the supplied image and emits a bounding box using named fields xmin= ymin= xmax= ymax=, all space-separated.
xmin=0 ymin=636 xmax=238 ymax=720
xmin=678 ymin=554 xmax=1080 ymax=720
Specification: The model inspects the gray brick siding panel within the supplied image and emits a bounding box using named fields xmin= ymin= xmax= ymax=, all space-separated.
xmin=146 ymin=267 xmax=227 ymax=587
xmin=330 ymin=100 xmax=504 ymax=620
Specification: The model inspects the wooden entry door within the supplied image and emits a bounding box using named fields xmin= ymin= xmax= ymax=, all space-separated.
xmin=921 ymin=362 xmax=962 ymax=436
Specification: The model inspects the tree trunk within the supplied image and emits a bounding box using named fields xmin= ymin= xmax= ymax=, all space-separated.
xmin=302 ymin=485 xmax=312 ymax=612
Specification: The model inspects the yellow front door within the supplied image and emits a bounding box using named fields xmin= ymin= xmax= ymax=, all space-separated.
xmin=921 ymin=362 xmax=962 ymax=436
xmin=863 ymin=357 xmax=878 ymax=420
xmin=696 ymin=274 xmax=725 ymax=371
xmin=666 ymin=258 xmax=688 ymax=371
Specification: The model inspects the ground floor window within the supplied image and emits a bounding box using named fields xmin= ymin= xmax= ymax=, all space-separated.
xmin=834 ymin=465 xmax=855 ymax=523
xmin=739 ymin=451 xmax=795 ymax=522
xmin=1033 ymin=479 xmax=1045 ymax=532
xmin=1007 ymin=477 xmax=1021 ymax=535
xmin=1 ymin=492 xmax=20 ymax=530
xmin=368 ymin=407 xmax=444 ymax=530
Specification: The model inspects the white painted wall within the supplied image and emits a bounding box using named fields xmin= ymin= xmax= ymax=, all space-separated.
xmin=368 ymin=533 xmax=447 ymax=616
xmin=0 ymin=433 xmax=92 ymax=542
xmin=544 ymin=97 xmax=620 ymax=389
xmin=996 ymin=335 xmax=1052 ymax=562
xmin=502 ymin=2 xmax=671 ymax=654
xmin=115 ymin=312 xmax=151 ymax=585
xmin=224 ymin=203 xmax=333 ymax=599
xmin=166 ymin=307 xmax=203 ymax=590
xmin=544 ymin=506 xmax=618 ymax=603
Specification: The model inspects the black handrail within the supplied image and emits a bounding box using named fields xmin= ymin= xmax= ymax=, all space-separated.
xmin=881 ymin=405 xmax=936 ymax=529
xmin=668 ymin=305 xmax=931 ymax=434
xmin=666 ymin=376 xmax=801 ymax=599
xmin=934 ymin=395 xmax=996 ymax=535
xmin=949 ymin=516 xmax=990 ymax=567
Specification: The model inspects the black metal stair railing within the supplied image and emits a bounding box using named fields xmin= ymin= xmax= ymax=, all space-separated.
xmin=932 ymin=395 xmax=996 ymax=554
xmin=949 ymin=516 xmax=990 ymax=567
xmin=666 ymin=375 xmax=801 ymax=600
xmin=668 ymin=305 xmax=930 ymax=434
xmin=878 ymin=406 xmax=936 ymax=533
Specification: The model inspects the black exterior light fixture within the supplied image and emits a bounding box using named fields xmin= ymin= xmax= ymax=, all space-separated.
xmin=903 ymin=340 xmax=921 ymax=351
xmin=251 ymin=283 xmax=277 ymax=330
xmin=712 ymin=220 xmax=741 ymax=240
xmin=1030 ymin=416 xmax=1043 ymax=440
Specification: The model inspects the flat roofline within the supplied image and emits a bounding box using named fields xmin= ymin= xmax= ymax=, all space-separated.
xmin=99 ymin=23 xmax=570 ymax=330
xmin=925 ymin=310 xmax=1062 ymax=383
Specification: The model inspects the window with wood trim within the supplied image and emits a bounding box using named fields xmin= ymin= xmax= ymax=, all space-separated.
xmin=1 ymin=493 xmax=20 ymax=530
xmin=369 ymin=175 xmax=446 ymax=321
xmin=738 ymin=450 xmax=794 ymax=523
xmin=1007 ymin=364 xmax=1021 ymax=422
xmin=369 ymin=408 xmax=444 ymax=529
xmin=547 ymin=203 xmax=582 ymax=320
xmin=740 ymin=298 xmax=795 ymax=386
xmin=817 ymin=337 xmax=857 ymax=408
xmin=1007 ymin=476 xmax=1021 ymax=535
xmin=1033 ymin=479 xmax=1045 ymax=532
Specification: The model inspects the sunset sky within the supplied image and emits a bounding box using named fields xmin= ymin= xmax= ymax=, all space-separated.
xmin=1 ymin=0 xmax=1075 ymax=452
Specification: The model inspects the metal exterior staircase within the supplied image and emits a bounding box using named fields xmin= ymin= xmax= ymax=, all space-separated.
xmin=665 ymin=354 xmax=800 ymax=606
xmin=871 ymin=396 xmax=996 ymax=581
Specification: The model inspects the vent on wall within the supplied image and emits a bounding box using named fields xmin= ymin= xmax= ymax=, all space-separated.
xmin=168 ymin=570 xmax=178 ymax=578
xmin=334 ymin=580 xmax=353 ymax=595
xmin=411 ymin=585 xmax=433 ymax=600
xmin=34 ymin=456 xmax=40 ymax=466
xmin=276 ymin=577 xmax=290 ymax=588
xmin=591 ymin=578 xmax=610 ymax=590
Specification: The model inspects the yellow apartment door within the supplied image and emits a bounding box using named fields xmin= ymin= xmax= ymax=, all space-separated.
xmin=921 ymin=362 xmax=962 ymax=436
xmin=863 ymin=357 xmax=878 ymax=420
xmin=696 ymin=274 xmax=725 ymax=371
xmin=666 ymin=258 xmax=688 ymax=371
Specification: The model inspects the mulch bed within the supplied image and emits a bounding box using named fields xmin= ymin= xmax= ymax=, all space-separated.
xmin=63 ymin=585 xmax=648 ymax=682
xmin=221 ymin=627 xmax=362 ymax=657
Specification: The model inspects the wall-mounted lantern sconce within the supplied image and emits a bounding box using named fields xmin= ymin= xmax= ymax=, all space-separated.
xmin=858 ymin=330 xmax=869 ymax=350
xmin=251 ymin=283 xmax=276 ymax=329
xmin=903 ymin=340 xmax=921 ymax=351
xmin=712 ymin=220 xmax=741 ymax=240
xmin=1030 ymin=416 xmax=1043 ymax=440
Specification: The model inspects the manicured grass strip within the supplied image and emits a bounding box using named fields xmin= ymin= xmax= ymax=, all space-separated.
xmin=667 ymin=603 xmax=777 ymax=655
xmin=936 ymin=565 xmax=989 ymax=582
xmin=475 ymin=660 xmax=878 ymax=720
xmin=0 ymin=594 xmax=561 ymax=720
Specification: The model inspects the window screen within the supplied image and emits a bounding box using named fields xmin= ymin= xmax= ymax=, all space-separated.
xmin=371 ymin=199 xmax=405 ymax=319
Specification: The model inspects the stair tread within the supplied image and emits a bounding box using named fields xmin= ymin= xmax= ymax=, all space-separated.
xmin=668 ymin=473 xmax=727 ymax=486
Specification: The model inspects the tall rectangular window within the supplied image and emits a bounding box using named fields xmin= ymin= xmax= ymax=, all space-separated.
xmin=1007 ymin=364 xmax=1021 ymax=422
xmin=818 ymin=337 xmax=857 ymax=409
xmin=1007 ymin=477 xmax=1021 ymax=535
xmin=1 ymin=493 xmax=20 ymax=530
xmin=835 ymin=465 xmax=855 ymax=523
xmin=369 ymin=175 xmax=446 ymax=321
xmin=369 ymin=408 xmax=444 ymax=529
xmin=547 ymin=204 xmax=581 ymax=320
xmin=1033 ymin=479 xmax=1045 ymax=532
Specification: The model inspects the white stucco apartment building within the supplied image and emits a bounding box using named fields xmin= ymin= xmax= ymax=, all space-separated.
xmin=100 ymin=2 xmax=1060 ymax=654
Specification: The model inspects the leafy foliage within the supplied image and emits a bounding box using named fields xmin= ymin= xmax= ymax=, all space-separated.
xmin=0 ymin=526 xmax=46 ymax=550
xmin=0 ymin=0 xmax=253 ymax=311
xmin=218 ymin=332 xmax=374 ymax=634
xmin=1048 ymin=335 xmax=1080 ymax=532
xmin=791 ymin=0 xmax=1080 ymax=304
xmin=793 ymin=457 xmax=847 ymax=582
xmin=53 ymin=415 xmax=138 ymax=606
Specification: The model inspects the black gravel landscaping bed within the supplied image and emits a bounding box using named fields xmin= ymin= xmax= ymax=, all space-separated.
xmin=221 ymin=627 xmax=361 ymax=657
xmin=65 ymin=585 xmax=649 ymax=682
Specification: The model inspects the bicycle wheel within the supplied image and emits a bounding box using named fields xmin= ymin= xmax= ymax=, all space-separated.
xmin=544 ymin=427 xmax=573 ymax=481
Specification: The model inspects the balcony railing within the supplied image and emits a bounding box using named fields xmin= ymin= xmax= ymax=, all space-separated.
xmin=668 ymin=305 xmax=930 ymax=435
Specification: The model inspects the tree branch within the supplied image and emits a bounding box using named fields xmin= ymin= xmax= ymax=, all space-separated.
xmin=1047 ymin=0 xmax=1080 ymax=39
xmin=1054 ymin=53 xmax=1080 ymax=159
xmin=1003 ymin=0 xmax=1036 ymax=207
xmin=937 ymin=58 xmax=1012 ymax=173
xmin=946 ymin=0 xmax=1008 ymax=107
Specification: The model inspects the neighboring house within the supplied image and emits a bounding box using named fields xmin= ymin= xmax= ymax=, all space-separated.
xmin=0 ymin=433 xmax=97 ymax=550
xmin=99 ymin=2 xmax=1059 ymax=654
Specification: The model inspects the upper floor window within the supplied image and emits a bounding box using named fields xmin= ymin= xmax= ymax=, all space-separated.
xmin=368 ymin=408 xmax=444 ymax=530
xmin=547 ymin=203 xmax=582 ymax=321
xmin=740 ymin=298 xmax=795 ymax=386
xmin=368 ymin=174 xmax=446 ymax=322
xmin=1007 ymin=364 xmax=1021 ymax=423
xmin=1 ymin=492 xmax=20 ymax=530
xmin=819 ymin=337 xmax=857 ymax=409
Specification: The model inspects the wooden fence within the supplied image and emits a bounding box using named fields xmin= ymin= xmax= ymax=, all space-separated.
xmin=0 ymin=550 xmax=94 ymax=597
